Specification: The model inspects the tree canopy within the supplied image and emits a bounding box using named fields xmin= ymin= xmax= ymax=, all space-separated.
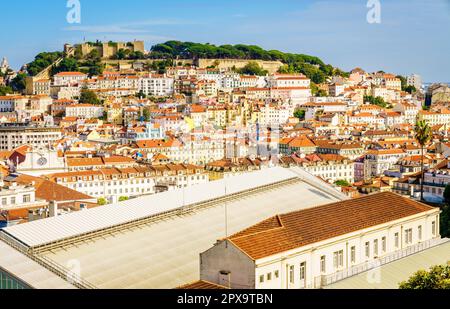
xmin=364 ymin=96 xmax=391 ymax=108
xmin=399 ymin=263 xmax=450 ymax=289
xmin=294 ymin=109 xmax=306 ymax=120
xmin=27 ymin=52 xmax=63 ymax=76
xmin=237 ymin=61 xmax=268 ymax=76
xmin=10 ymin=73 xmax=27 ymax=92
xmin=334 ymin=180 xmax=351 ymax=187
xmin=52 ymin=58 xmax=79 ymax=75
xmin=150 ymin=41 xmax=348 ymax=83
xmin=0 ymin=85 xmax=13 ymax=96
xmin=79 ymin=88 xmax=101 ymax=105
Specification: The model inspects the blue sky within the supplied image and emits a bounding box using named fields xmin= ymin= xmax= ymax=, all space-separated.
xmin=1 ymin=0 xmax=449 ymax=82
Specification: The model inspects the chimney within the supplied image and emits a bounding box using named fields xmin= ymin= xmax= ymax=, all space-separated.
xmin=219 ymin=270 xmax=231 ymax=289
xmin=48 ymin=201 xmax=58 ymax=217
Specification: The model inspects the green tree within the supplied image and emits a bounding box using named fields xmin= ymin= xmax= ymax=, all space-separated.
xmin=294 ymin=109 xmax=306 ymax=120
xmin=136 ymin=90 xmax=147 ymax=99
xmin=238 ymin=61 xmax=268 ymax=76
xmin=364 ymin=95 xmax=391 ymax=108
xmin=405 ymin=85 xmax=417 ymax=94
xmin=119 ymin=196 xmax=129 ymax=202
xmin=142 ymin=108 xmax=151 ymax=122
xmin=79 ymin=88 xmax=101 ymax=105
xmin=440 ymin=203 xmax=450 ymax=238
xmin=444 ymin=184 xmax=450 ymax=204
xmin=396 ymin=75 xmax=408 ymax=91
xmin=399 ymin=263 xmax=450 ymax=289
xmin=27 ymin=52 xmax=63 ymax=76
xmin=97 ymin=198 xmax=107 ymax=206
xmin=334 ymin=180 xmax=351 ymax=187
xmin=311 ymin=82 xmax=327 ymax=97
xmin=414 ymin=120 xmax=433 ymax=201
xmin=10 ymin=73 xmax=27 ymax=92
xmin=52 ymin=58 xmax=79 ymax=75
xmin=0 ymin=85 xmax=13 ymax=96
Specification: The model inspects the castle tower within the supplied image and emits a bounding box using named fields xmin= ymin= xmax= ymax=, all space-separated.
xmin=0 ymin=57 xmax=9 ymax=74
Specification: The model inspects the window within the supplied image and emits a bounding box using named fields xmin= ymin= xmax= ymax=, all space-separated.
xmin=351 ymin=246 xmax=356 ymax=264
xmin=1 ymin=198 xmax=6 ymax=206
xmin=259 ymin=275 xmax=264 ymax=283
xmin=320 ymin=256 xmax=326 ymax=273
xmin=418 ymin=226 xmax=422 ymax=241
xmin=405 ymin=229 xmax=413 ymax=245
xmin=10 ymin=197 xmax=15 ymax=205
xmin=365 ymin=242 xmax=370 ymax=258
xmin=274 ymin=270 xmax=279 ymax=279
xmin=432 ymin=221 xmax=436 ymax=236
xmin=299 ymin=262 xmax=306 ymax=281
xmin=267 ymin=273 xmax=272 ymax=281
xmin=374 ymin=239 xmax=379 ymax=257
xmin=382 ymin=237 xmax=386 ymax=253
xmin=289 ymin=265 xmax=294 ymax=284
xmin=333 ymin=250 xmax=344 ymax=269
xmin=23 ymin=195 xmax=31 ymax=203
xmin=395 ymin=233 xmax=399 ymax=248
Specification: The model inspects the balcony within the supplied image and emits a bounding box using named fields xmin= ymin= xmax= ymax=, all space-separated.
xmin=317 ymin=237 xmax=449 ymax=288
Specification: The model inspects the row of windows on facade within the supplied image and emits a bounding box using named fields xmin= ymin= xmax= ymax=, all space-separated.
xmin=1 ymin=195 xmax=31 ymax=206
xmin=259 ymin=223 xmax=437 ymax=285
xmin=65 ymin=175 xmax=206 ymax=187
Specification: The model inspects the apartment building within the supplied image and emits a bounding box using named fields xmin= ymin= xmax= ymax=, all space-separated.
xmin=267 ymin=73 xmax=310 ymax=88
xmin=65 ymin=155 xmax=137 ymax=171
xmin=315 ymin=141 xmax=365 ymax=160
xmin=364 ymin=149 xmax=408 ymax=177
xmin=304 ymin=102 xmax=349 ymax=120
xmin=200 ymin=192 xmax=441 ymax=289
xmin=393 ymin=159 xmax=449 ymax=202
xmin=418 ymin=109 xmax=450 ymax=126
xmin=139 ymin=74 xmax=174 ymax=97
xmin=0 ymin=125 xmax=62 ymax=151
xmin=47 ymin=164 xmax=208 ymax=203
xmin=279 ymin=136 xmax=317 ymax=155
xmin=280 ymin=153 xmax=355 ymax=183
xmin=53 ymin=72 xmax=87 ymax=86
xmin=66 ymin=104 xmax=105 ymax=119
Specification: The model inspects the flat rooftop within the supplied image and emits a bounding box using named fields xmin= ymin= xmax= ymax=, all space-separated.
xmin=0 ymin=167 xmax=346 ymax=289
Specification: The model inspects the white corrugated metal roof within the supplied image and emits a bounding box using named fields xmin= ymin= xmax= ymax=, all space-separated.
xmin=39 ymin=172 xmax=344 ymax=288
xmin=3 ymin=167 xmax=339 ymax=248
xmin=0 ymin=241 xmax=76 ymax=289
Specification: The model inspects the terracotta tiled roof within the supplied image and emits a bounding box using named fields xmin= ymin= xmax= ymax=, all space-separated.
xmin=228 ymin=192 xmax=434 ymax=260
xmin=14 ymin=174 xmax=93 ymax=202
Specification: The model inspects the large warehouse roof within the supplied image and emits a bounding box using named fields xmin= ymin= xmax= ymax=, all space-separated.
xmin=2 ymin=167 xmax=345 ymax=249
xmin=0 ymin=241 xmax=76 ymax=289
xmin=0 ymin=167 xmax=347 ymax=289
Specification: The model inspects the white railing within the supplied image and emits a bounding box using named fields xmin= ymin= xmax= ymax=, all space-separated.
xmin=320 ymin=237 xmax=449 ymax=287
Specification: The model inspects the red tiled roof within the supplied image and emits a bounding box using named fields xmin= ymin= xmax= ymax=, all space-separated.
xmin=228 ymin=192 xmax=434 ymax=260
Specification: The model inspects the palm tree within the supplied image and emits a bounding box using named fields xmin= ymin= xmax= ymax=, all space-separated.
xmin=414 ymin=119 xmax=433 ymax=201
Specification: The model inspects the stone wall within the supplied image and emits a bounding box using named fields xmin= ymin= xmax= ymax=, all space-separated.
xmin=196 ymin=58 xmax=283 ymax=74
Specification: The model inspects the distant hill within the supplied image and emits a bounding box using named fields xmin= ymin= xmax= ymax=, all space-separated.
xmin=25 ymin=41 xmax=349 ymax=85
xmin=150 ymin=41 xmax=349 ymax=84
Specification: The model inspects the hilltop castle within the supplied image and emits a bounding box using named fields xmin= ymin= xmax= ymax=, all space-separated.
xmin=65 ymin=40 xmax=145 ymax=59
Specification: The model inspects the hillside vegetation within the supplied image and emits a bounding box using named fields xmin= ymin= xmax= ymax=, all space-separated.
xmin=25 ymin=41 xmax=348 ymax=84
xmin=151 ymin=41 xmax=349 ymax=83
